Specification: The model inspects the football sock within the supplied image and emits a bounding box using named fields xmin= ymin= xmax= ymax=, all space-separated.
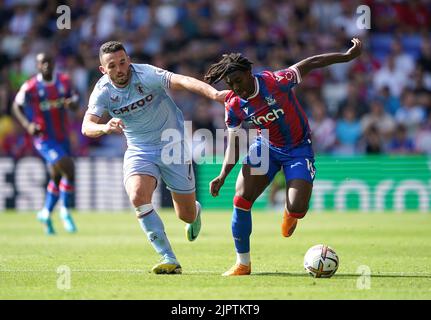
xmin=232 ymin=196 xmax=253 ymax=260
xmin=59 ymin=178 xmax=74 ymax=210
xmin=137 ymin=205 xmax=177 ymax=261
xmin=236 ymin=252 xmax=251 ymax=266
xmin=43 ymin=180 xmax=59 ymax=215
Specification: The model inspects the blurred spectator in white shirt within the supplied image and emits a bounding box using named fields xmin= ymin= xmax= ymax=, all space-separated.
xmin=373 ymin=54 xmax=409 ymax=97
xmin=309 ymin=101 xmax=336 ymax=154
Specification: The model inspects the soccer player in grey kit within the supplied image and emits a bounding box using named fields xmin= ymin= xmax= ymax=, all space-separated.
xmin=82 ymin=41 xmax=227 ymax=274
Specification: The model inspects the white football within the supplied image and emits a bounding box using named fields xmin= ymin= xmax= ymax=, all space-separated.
xmin=304 ymin=244 xmax=339 ymax=278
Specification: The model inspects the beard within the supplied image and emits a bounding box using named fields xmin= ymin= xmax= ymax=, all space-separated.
xmin=113 ymin=74 xmax=129 ymax=87
xmin=112 ymin=69 xmax=131 ymax=87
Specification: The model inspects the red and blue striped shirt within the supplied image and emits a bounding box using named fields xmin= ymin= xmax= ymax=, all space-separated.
xmin=14 ymin=73 xmax=72 ymax=142
xmin=224 ymin=67 xmax=310 ymax=149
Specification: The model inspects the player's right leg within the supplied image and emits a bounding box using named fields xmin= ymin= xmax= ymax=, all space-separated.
xmin=125 ymin=174 xmax=181 ymax=274
xmin=223 ymin=164 xmax=271 ymax=276
xmin=55 ymin=156 xmax=77 ymax=233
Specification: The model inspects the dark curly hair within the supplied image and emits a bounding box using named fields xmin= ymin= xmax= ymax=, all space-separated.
xmin=204 ymin=53 xmax=253 ymax=84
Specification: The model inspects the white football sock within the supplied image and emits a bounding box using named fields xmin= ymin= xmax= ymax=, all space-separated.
xmin=236 ymin=252 xmax=250 ymax=266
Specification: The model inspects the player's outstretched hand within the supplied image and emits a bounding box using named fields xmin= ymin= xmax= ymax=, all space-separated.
xmin=27 ymin=122 xmax=42 ymax=136
xmin=103 ymin=118 xmax=125 ymax=135
xmin=345 ymin=38 xmax=362 ymax=61
xmin=64 ymin=94 xmax=80 ymax=111
xmin=210 ymin=175 xmax=225 ymax=197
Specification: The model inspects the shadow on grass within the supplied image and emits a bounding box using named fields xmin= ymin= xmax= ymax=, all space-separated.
xmin=253 ymin=272 xmax=431 ymax=279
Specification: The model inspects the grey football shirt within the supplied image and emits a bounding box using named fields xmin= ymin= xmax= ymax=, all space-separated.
xmin=87 ymin=63 xmax=185 ymax=151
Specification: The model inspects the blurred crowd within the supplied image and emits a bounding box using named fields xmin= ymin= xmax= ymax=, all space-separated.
xmin=1 ymin=0 xmax=431 ymax=159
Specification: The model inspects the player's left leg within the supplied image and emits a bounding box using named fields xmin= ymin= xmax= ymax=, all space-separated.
xmin=282 ymin=179 xmax=313 ymax=237
xmin=171 ymin=192 xmax=202 ymax=242
xmin=55 ymin=156 xmax=77 ymax=233
xmin=159 ymin=158 xmax=201 ymax=242
xmin=281 ymin=156 xmax=316 ymax=237
xmin=37 ymin=166 xmax=61 ymax=235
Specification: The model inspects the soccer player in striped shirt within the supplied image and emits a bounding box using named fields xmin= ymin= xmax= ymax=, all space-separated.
xmin=206 ymin=38 xmax=362 ymax=276
xmin=13 ymin=52 xmax=79 ymax=235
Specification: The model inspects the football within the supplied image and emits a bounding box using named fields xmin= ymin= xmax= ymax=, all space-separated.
xmin=304 ymin=244 xmax=339 ymax=278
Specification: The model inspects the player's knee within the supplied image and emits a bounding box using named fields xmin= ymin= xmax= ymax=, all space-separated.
xmin=233 ymin=195 xmax=253 ymax=211
xmin=129 ymin=191 xmax=152 ymax=208
xmin=63 ymin=174 xmax=75 ymax=184
xmin=51 ymin=175 xmax=62 ymax=186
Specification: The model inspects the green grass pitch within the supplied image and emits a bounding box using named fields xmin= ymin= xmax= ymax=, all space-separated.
xmin=1 ymin=210 xmax=431 ymax=299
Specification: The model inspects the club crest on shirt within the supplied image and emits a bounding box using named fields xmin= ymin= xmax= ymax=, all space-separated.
xmin=110 ymin=95 xmax=119 ymax=102
xmin=265 ymin=96 xmax=277 ymax=106
xmin=276 ymin=71 xmax=293 ymax=82
xmin=135 ymin=83 xmax=145 ymax=95
xmin=275 ymin=74 xmax=284 ymax=82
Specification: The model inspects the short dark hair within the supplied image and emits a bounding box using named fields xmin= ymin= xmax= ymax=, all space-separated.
xmin=204 ymin=53 xmax=253 ymax=84
xmin=99 ymin=41 xmax=127 ymax=60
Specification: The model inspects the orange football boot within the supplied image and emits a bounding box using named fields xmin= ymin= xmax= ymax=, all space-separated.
xmin=281 ymin=210 xmax=297 ymax=237
xmin=222 ymin=263 xmax=251 ymax=276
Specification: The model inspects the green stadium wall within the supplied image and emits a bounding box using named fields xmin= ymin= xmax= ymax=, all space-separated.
xmin=196 ymin=155 xmax=431 ymax=212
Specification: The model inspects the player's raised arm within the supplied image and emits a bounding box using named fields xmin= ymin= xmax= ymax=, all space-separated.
xmin=169 ymin=73 xmax=228 ymax=103
xmin=292 ymin=38 xmax=362 ymax=78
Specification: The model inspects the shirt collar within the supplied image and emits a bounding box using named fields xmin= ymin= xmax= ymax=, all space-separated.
xmin=247 ymin=76 xmax=259 ymax=100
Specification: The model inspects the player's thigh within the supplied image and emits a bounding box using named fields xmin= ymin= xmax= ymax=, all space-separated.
xmin=46 ymin=163 xmax=62 ymax=185
xmin=235 ymin=164 xmax=271 ymax=202
xmin=159 ymin=161 xmax=196 ymax=196
xmin=282 ymin=157 xmax=315 ymax=214
xmin=171 ymin=191 xmax=196 ymax=223
xmin=159 ymin=161 xmax=196 ymax=223
xmin=54 ymin=156 xmax=75 ymax=180
xmin=125 ymin=174 xmax=157 ymax=207
xmin=123 ymin=148 xmax=161 ymax=206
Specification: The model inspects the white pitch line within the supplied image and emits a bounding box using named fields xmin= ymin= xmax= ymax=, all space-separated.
xmin=0 ymin=269 xmax=214 ymax=274
xmin=0 ymin=269 xmax=430 ymax=277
